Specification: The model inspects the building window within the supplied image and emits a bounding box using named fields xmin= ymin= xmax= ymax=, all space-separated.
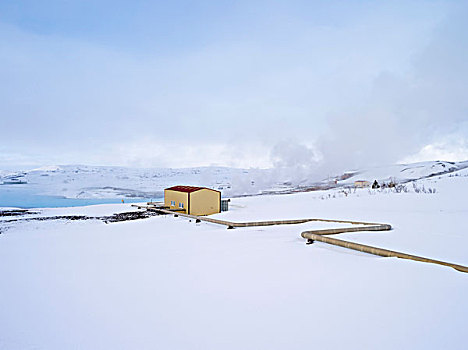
xmin=179 ymin=202 xmax=184 ymax=208
xmin=170 ymin=200 xmax=175 ymax=206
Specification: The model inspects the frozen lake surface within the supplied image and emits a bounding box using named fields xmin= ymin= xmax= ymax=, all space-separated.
xmin=0 ymin=187 xmax=154 ymax=208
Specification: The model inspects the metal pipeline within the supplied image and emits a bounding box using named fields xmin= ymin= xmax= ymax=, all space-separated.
xmin=301 ymin=231 xmax=468 ymax=273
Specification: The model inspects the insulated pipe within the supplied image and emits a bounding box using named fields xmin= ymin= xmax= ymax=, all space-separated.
xmin=132 ymin=205 xmax=391 ymax=230
xmin=301 ymin=231 xmax=468 ymax=274
xmin=132 ymin=204 xmax=466 ymax=273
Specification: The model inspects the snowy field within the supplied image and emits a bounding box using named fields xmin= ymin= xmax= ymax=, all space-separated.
xmin=0 ymin=166 xmax=467 ymax=349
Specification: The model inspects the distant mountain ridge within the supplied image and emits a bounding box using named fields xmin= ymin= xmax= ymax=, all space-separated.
xmin=338 ymin=160 xmax=468 ymax=185
xmin=1 ymin=161 xmax=467 ymax=200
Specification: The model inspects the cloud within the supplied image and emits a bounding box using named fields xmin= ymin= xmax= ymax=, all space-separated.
xmin=312 ymin=2 xmax=468 ymax=175
xmin=402 ymin=136 xmax=468 ymax=163
xmin=0 ymin=1 xmax=466 ymax=176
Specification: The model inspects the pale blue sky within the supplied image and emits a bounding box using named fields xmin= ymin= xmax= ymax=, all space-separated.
xmin=1 ymin=1 xmax=467 ymax=172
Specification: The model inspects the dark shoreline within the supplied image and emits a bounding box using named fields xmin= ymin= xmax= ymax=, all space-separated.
xmin=0 ymin=209 xmax=162 ymax=234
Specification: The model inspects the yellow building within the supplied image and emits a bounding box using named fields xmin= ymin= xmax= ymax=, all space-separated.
xmin=354 ymin=180 xmax=371 ymax=188
xmin=164 ymin=186 xmax=221 ymax=215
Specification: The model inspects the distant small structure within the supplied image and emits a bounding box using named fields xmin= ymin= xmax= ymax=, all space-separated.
xmin=354 ymin=180 xmax=370 ymax=188
xmin=164 ymin=186 xmax=222 ymax=216
xmin=2 ymin=178 xmax=27 ymax=185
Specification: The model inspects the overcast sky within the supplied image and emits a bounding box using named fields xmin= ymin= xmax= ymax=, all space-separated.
xmin=1 ymin=0 xmax=467 ymax=173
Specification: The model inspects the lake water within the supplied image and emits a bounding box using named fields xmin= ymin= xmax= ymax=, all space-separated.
xmin=0 ymin=187 xmax=157 ymax=208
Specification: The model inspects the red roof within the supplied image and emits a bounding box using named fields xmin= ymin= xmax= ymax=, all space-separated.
xmin=165 ymin=185 xmax=205 ymax=193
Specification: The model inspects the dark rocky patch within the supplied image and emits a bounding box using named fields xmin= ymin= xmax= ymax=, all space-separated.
xmin=0 ymin=209 xmax=40 ymax=217
xmin=101 ymin=210 xmax=159 ymax=223
xmin=2 ymin=215 xmax=94 ymax=223
xmin=1 ymin=210 xmax=160 ymax=225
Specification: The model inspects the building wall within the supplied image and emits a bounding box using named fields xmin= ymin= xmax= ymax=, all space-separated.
xmin=189 ymin=189 xmax=221 ymax=215
xmin=164 ymin=190 xmax=188 ymax=212
xmin=354 ymin=181 xmax=370 ymax=188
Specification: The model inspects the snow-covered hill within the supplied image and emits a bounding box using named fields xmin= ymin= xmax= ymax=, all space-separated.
xmin=0 ymin=161 xmax=467 ymax=207
xmin=338 ymin=160 xmax=468 ymax=185
xmin=0 ymin=165 xmax=275 ymax=201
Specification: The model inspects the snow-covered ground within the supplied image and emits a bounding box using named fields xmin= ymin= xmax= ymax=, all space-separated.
xmin=0 ymin=163 xmax=467 ymax=349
